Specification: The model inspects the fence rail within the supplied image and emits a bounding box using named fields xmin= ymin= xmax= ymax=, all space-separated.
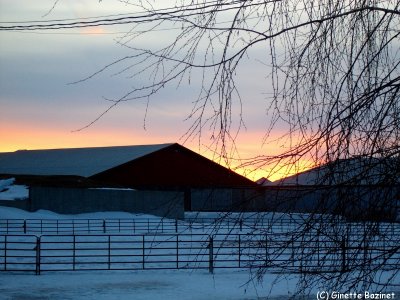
xmin=1 ymin=232 xmax=398 ymax=275
xmin=3 ymin=217 xmax=398 ymax=235
xmin=0 ymin=217 xmax=301 ymax=235
xmin=1 ymin=218 xmax=399 ymax=275
xmin=0 ymin=218 xmax=181 ymax=235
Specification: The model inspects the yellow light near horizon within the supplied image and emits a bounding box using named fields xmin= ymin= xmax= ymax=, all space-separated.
xmin=1 ymin=124 xmax=315 ymax=182
xmin=198 ymin=148 xmax=315 ymax=182
xmin=0 ymin=124 xmax=139 ymax=153
xmin=0 ymin=121 xmax=175 ymax=153
xmin=233 ymin=159 xmax=315 ymax=182
xmin=196 ymin=137 xmax=317 ymax=182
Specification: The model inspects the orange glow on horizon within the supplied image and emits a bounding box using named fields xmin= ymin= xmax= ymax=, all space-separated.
xmin=234 ymin=160 xmax=315 ymax=182
xmin=1 ymin=124 xmax=315 ymax=182
xmin=0 ymin=123 xmax=171 ymax=153
xmin=209 ymin=157 xmax=314 ymax=182
xmin=80 ymin=27 xmax=109 ymax=35
xmin=193 ymin=142 xmax=316 ymax=182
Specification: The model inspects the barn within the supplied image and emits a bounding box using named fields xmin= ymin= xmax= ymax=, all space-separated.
xmin=258 ymin=158 xmax=400 ymax=221
xmin=0 ymin=143 xmax=256 ymax=215
xmin=0 ymin=143 xmax=255 ymax=188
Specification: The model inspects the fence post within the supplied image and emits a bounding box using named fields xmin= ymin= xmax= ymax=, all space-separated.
xmin=239 ymin=219 xmax=243 ymax=232
xmin=175 ymin=219 xmax=178 ymax=233
xmin=23 ymin=220 xmax=27 ymax=234
xmin=4 ymin=235 xmax=7 ymax=271
xmin=291 ymin=240 xmax=295 ymax=269
xmin=238 ymin=235 xmax=241 ymax=268
xmin=108 ymin=235 xmax=111 ymax=270
xmin=103 ymin=220 xmax=106 ymax=234
xmin=142 ymin=235 xmax=145 ymax=269
xmin=176 ymin=235 xmax=179 ymax=269
xmin=72 ymin=235 xmax=76 ymax=271
xmin=265 ymin=235 xmax=268 ymax=266
xmin=35 ymin=236 xmax=41 ymax=275
xmin=208 ymin=236 xmax=214 ymax=274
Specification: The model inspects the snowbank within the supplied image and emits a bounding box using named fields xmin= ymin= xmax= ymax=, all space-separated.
xmin=0 ymin=206 xmax=164 ymax=220
xmin=0 ymin=178 xmax=29 ymax=201
xmin=0 ymin=178 xmax=15 ymax=189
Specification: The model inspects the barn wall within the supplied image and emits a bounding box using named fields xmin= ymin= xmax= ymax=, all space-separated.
xmin=30 ymin=187 xmax=184 ymax=219
xmin=189 ymin=186 xmax=398 ymax=221
xmin=91 ymin=144 xmax=256 ymax=189
xmin=191 ymin=189 xmax=233 ymax=211
xmin=261 ymin=186 xmax=399 ymax=221
xmin=190 ymin=188 xmax=265 ymax=211
xmin=0 ymin=199 xmax=30 ymax=211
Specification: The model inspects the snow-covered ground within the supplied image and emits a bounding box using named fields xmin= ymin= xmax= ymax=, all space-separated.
xmin=0 ymin=268 xmax=302 ymax=300
xmin=0 ymin=178 xmax=28 ymax=201
xmin=1 ymin=206 xmax=399 ymax=299
xmin=0 ymin=205 xmax=160 ymax=220
xmin=0 ymin=207 xmax=304 ymax=299
xmin=0 ymin=177 xmax=398 ymax=299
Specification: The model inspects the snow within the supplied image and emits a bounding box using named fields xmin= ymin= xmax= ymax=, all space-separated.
xmin=0 ymin=178 xmax=15 ymax=189
xmin=0 ymin=206 xmax=398 ymax=299
xmin=90 ymin=188 xmax=136 ymax=191
xmin=0 ymin=178 xmax=29 ymax=201
xmin=0 ymin=208 xmax=304 ymax=299
xmin=0 ymin=206 xmax=159 ymax=220
xmin=0 ymin=143 xmax=173 ymax=177
xmin=0 ymin=269 xmax=300 ymax=300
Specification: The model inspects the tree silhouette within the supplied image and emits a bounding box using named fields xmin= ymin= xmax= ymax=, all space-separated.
xmin=2 ymin=0 xmax=399 ymax=296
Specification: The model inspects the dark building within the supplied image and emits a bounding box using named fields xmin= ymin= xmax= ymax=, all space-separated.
xmin=258 ymin=158 xmax=400 ymax=221
xmin=90 ymin=144 xmax=256 ymax=189
xmin=0 ymin=143 xmax=256 ymax=214
xmin=0 ymin=143 xmax=255 ymax=189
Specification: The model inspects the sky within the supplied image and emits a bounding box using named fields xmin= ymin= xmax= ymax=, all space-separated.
xmin=0 ymin=0 xmax=313 ymax=181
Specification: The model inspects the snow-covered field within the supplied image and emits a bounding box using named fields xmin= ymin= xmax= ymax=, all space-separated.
xmin=1 ymin=206 xmax=399 ymax=299
xmin=0 ymin=268 xmax=302 ymax=300
xmin=0 ymin=179 xmax=399 ymax=299
xmin=0 ymin=206 xmax=304 ymax=299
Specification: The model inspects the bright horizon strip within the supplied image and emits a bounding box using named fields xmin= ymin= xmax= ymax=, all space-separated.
xmin=0 ymin=129 xmax=314 ymax=182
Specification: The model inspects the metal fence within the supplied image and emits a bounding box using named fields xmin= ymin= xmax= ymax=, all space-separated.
xmin=0 ymin=216 xmax=346 ymax=235
xmin=1 ymin=231 xmax=398 ymax=275
xmin=0 ymin=218 xmax=181 ymax=235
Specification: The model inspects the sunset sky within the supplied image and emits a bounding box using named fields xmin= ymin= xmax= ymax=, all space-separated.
xmin=0 ymin=1 xmax=313 ymax=181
